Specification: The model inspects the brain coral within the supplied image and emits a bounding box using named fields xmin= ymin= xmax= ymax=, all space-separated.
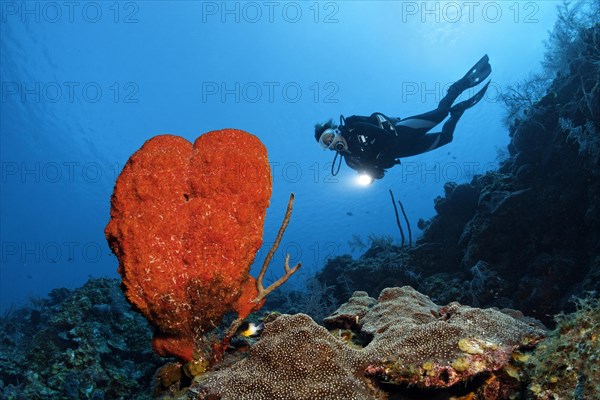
xmin=193 ymin=314 xmax=384 ymax=400
xmin=189 ymin=286 xmax=546 ymax=399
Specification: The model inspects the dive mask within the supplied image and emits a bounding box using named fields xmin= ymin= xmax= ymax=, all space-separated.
xmin=319 ymin=128 xmax=347 ymax=151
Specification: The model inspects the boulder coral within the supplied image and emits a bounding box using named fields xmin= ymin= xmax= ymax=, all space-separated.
xmin=194 ymin=314 xmax=382 ymax=400
xmin=191 ymin=286 xmax=547 ymax=399
xmin=105 ymin=129 xmax=298 ymax=362
xmin=353 ymin=287 xmax=545 ymax=393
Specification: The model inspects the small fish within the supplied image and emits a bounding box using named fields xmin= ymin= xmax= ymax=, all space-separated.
xmin=237 ymin=322 xmax=265 ymax=338
xmin=346 ymin=211 xmax=353 ymax=216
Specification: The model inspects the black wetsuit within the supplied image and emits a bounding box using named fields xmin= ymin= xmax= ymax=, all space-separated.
xmin=338 ymin=85 xmax=464 ymax=179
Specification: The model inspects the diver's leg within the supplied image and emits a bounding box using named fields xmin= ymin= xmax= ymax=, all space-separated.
xmin=396 ymin=55 xmax=491 ymax=135
xmin=450 ymin=81 xmax=490 ymax=116
xmin=439 ymin=55 xmax=492 ymax=110
xmin=397 ymin=114 xmax=461 ymax=157
xmin=394 ymin=95 xmax=454 ymax=135
xmin=395 ymin=79 xmax=468 ymax=134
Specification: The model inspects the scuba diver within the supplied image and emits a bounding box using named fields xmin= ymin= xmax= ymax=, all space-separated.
xmin=314 ymin=54 xmax=492 ymax=182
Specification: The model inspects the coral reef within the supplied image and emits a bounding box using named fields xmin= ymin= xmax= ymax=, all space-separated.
xmin=193 ymin=313 xmax=380 ymax=400
xmin=6 ymin=280 xmax=595 ymax=400
xmin=188 ymin=286 xmax=545 ymax=399
xmin=0 ymin=278 xmax=160 ymax=400
xmin=413 ymin=182 xmax=480 ymax=276
xmin=526 ymin=295 xmax=600 ymax=399
xmin=105 ymin=129 xmax=293 ymax=361
xmin=315 ymin=247 xmax=420 ymax=309
xmin=418 ymin=21 xmax=600 ymax=322
xmin=264 ymin=277 xmax=340 ymax=324
xmin=333 ymin=287 xmax=546 ymax=394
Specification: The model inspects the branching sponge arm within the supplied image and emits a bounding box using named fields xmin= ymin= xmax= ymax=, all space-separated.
xmin=255 ymin=192 xmax=302 ymax=301
xmin=221 ymin=192 xmax=301 ymax=348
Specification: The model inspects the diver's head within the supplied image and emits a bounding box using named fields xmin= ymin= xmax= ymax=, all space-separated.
xmin=318 ymin=129 xmax=348 ymax=152
xmin=318 ymin=128 xmax=336 ymax=148
xmin=314 ymin=119 xmax=338 ymax=142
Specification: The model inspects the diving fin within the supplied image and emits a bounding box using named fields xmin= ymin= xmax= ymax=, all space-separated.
xmin=450 ymin=81 xmax=490 ymax=117
xmin=459 ymin=54 xmax=492 ymax=89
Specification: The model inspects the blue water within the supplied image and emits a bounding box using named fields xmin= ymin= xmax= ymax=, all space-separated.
xmin=0 ymin=1 xmax=560 ymax=311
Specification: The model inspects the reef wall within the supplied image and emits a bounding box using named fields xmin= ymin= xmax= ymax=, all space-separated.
xmin=317 ymin=22 xmax=599 ymax=325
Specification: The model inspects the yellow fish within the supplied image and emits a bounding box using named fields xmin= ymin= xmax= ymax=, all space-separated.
xmin=237 ymin=322 xmax=265 ymax=338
